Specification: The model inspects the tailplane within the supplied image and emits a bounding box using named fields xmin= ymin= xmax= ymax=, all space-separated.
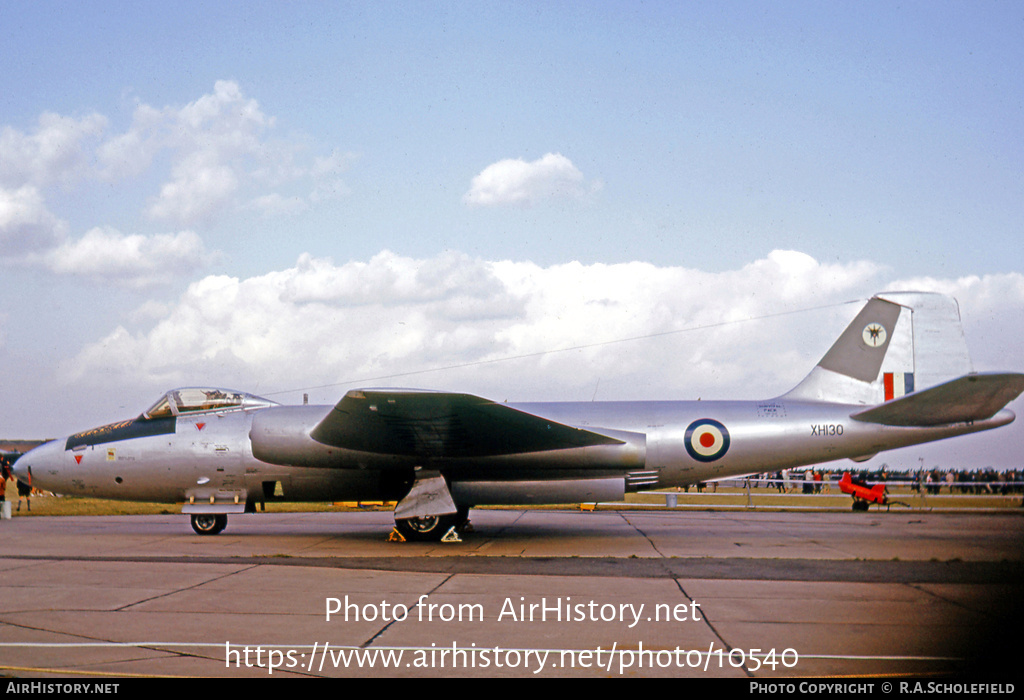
xmin=851 ymin=372 xmax=1024 ymax=426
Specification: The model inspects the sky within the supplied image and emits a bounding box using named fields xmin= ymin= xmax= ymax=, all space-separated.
xmin=1 ymin=1 xmax=1022 ymax=472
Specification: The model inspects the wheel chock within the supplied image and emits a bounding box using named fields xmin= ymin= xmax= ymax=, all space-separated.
xmin=387 ymin=528 xmax=407 ymax=543
xmin=441 ymin=526 xmax=462 ymax=543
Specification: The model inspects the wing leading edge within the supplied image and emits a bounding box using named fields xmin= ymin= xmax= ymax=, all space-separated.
xmin=851 ymin=372 xmax=1024 ymax=427
xmin=310 ymin=389 xmax=624 ymax=459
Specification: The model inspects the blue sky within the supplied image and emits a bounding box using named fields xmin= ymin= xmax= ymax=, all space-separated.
xmin=1 ymin=1 xmax=1023 ymax=470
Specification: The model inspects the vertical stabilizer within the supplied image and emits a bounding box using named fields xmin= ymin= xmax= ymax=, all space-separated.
xmin=783 ymin=292 xmax=974 ymax=405
xmin=817 ymin=298 xmax=902 ymax=383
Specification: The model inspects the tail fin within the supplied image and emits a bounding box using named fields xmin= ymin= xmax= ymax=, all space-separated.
xmin=783 ymin=292 xmax=974 ymax=405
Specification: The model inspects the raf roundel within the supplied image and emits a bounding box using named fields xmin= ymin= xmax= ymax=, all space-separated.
xmin=684 ymin=418 xmax=731 ymax=462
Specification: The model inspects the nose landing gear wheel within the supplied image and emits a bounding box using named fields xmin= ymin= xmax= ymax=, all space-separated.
xmin=191 ymin=513 xmax=227 ymax=535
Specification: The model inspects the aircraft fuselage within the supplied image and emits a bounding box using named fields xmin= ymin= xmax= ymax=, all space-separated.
xmin=17 ymin=397 xmax=1013 ymax=508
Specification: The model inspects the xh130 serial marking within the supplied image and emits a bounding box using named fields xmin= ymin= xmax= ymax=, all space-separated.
xmin=13 ymin=292 xmax=1024 ymax=540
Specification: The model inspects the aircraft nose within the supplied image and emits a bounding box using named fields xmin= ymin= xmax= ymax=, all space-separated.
xmin=12 ymin=440 xmax=59 ymax=486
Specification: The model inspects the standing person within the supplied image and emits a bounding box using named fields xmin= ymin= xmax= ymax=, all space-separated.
xmin=16 ymin=479 xmax=31 ymax=512
xmin=0 ymin=467 xmax=7 ymax=519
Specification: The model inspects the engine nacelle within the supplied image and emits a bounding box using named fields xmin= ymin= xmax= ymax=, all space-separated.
xmin=250 ymin=406 xmax=356 ymax=468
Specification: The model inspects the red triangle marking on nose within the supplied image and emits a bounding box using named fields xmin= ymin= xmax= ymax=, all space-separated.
xmin=196 ymin=423 xmax=206 ymax=431
xmin=74 ymin=455 xmax=83 ymax=464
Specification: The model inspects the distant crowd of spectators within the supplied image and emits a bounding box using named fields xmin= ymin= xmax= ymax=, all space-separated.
xmin=915 ymin=468 xmax=1024 ymax=495
xmin=749 ymin=468 xmax=1024 ymax=495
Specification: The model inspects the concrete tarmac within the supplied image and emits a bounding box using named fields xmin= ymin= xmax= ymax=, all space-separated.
xmin=1 ymin=508 xmax=1021 ymax=679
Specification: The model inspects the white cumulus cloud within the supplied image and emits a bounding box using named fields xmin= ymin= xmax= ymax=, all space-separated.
xmin=146 ymin=151 xmax=240 ymax=223
xmin=0 ymin=81 xmax=347 ymax=278
xmin=142 ymin=81 xmax=270 ymax=224
xmin=44 ymin=227 xmax=212 ymax=288
xmin=59 ymin=249 xmax=1024 ymax=430
xmin=62 ymin=249 xmax=902 ymax=401
xmin=464 ymin=153 xmax=597 ymax=206
xmin=0 ymin=111 xmax=107 ymax=188
xmin=130 ymin=81 xmax=354 ymax=225
xmin=0 ymin=184 xmax=67 ymax=256
xmin=1 ymin=81 xmax=349 ymax=234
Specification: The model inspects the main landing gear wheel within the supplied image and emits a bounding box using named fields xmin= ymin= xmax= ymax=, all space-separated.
xmin=851 ymin=500 xmax=870 ymax=512
xmin=191 ymin=513 xmax=227 ymax=535
xmin=394 ymin=513 xmax=460 ymax=542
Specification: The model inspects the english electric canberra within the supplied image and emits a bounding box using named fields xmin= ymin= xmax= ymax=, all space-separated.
xmin=13 ymin=292 xmax=1024 ymax=540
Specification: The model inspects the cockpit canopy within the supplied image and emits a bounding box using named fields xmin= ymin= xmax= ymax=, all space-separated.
xmin=141 ymin=388 xmax=278 ymax=420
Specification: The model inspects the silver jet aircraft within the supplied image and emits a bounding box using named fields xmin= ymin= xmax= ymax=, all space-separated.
xmin=13 ymin=292 xmax=1024 ymax=540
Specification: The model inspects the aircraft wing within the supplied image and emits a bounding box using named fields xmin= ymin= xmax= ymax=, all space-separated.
xmin=850 ymin=372 xmax=1024 ymax=427
xmin=310 ymin=389 xmax=624 ymax=459
xmin=1 ymin=440 xmax=48 ymax=470
xmin=0 ymin=439 xmax=48 ymax=455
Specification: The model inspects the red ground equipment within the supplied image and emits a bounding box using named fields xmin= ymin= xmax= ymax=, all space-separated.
xmin=838 ymin=472 xmax=889 ymax=511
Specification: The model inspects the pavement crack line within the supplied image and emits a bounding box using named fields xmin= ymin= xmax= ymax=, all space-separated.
xmin=116 ymin=564 xmax=261 ymax=612
xmin=484 ymin=510 xmax=529 ymax=540
xmin=0 ymin=618 xmax=235 ymax=669
xmin=673 ymin=579 xmax=755 ymax=678
xmin=360 ymin=572 xmax=456 ymax=648
xmin=610 ymin=513 xmax=757 ymax=679
xmin=903 ymin=581 xmax=1003 ymax=620
xmin=615 ymin=512 xmax=666 ymax=558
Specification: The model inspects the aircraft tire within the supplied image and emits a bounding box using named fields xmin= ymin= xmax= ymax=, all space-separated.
xmin=851 ymin=500 xmax=870 ymax=512
xmin=395 ymin=513 xmax=459 ymax=542
xmin=191 ymin=513 xmax=228 ymax=535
